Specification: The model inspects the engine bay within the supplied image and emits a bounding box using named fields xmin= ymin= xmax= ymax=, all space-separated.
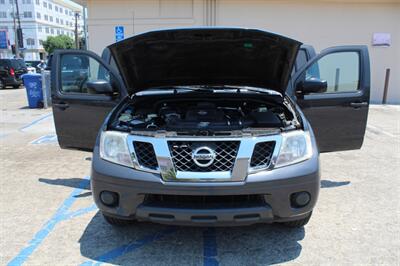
xmin=112 ymin=95 xmax=300 ymax=136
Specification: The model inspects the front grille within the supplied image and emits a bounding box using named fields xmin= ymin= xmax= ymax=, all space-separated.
xmin=250 ymin=141 xmax=276 ymax=168
xmin=133 ymin=141 xmax=158 ymax=170
xmin=168 ymin=141 xmax=240 ymax=172
xmin=143 ymin=194 xmax=266 ymax=209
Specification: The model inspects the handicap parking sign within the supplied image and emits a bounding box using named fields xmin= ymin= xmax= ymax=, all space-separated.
xmin=115 ymin=26 xmax=124 ymax=42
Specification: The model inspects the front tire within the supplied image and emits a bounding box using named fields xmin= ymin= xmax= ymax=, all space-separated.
xmin=102 ymin=213 xmax=134 ymax=226
xmin=281 ymin=212 xmax=312 ymax=228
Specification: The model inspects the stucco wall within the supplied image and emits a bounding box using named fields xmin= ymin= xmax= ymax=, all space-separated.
xmin=86 ymin=0 xmax=400 ymax=103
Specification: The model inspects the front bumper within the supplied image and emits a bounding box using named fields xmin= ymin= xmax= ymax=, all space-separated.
xmin=91 ymin=145 xmax=320 ymax=226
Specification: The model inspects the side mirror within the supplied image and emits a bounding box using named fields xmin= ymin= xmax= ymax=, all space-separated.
xmin=87 ymin=80 xmax=114 ymax=95
xmin=297 ymin=78 xmax=327 ymax=94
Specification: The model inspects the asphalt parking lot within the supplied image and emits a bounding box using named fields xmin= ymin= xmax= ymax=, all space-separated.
xmin=1 ymin=88 xmax=399 ymax=265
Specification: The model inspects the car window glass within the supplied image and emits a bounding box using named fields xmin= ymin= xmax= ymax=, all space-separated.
xmin=60 ymin=54 xmax=111 ymax=95
xmin=304 ymin=52 xmax=360 ymax=93
xmin=295 ymin=49 xmax=308 ymax=71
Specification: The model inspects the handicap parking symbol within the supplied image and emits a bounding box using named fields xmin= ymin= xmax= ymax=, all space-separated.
xmin=115 ymin=26 xmax=124 ymax=42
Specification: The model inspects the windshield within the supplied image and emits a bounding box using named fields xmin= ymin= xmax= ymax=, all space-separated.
xmin=12 ymin=59 xmax=26 ymax=69
xmin=135 ymin=85 xmax=282 ymax=97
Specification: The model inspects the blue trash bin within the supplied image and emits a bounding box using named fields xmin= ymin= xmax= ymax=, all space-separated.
xmin=22 ymin=73 xmax=43 ymax=108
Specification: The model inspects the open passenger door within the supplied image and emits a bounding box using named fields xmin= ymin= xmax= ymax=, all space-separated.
xmin=51 ymin=50 xmax=126 ymax=151
xmin=293 ymin=46 xmax=370 ymax=152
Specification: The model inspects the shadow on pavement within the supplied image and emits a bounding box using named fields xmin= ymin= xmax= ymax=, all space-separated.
xmin=79 ymin=212 xmax=305 ymax=265
xmin=39 ymin=177 xmax=91 ymax=190
xmin=321 ymin=180 xmax=350 ymax=188
xmin=39 ymin=177 xmax=92 ymax=197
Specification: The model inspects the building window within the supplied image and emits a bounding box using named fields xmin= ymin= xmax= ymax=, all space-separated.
xmin=44 ymin=14 xmax=48 ymax=21
xmin=56 ymin=18 xmax=59 ymax=23
xmin=69 ymin=11 xmax=72 ymax=16
xmin=50 ymin=28 xmax=54 ymax=34
xmin=22 ymin=0 xmax=32 ymax=4
xmin=39 ymin=39 xmax=43 ymax=45
xmin=61 ymin=30 xmax=64 ymax=34
xmin=57 ymin=29 xmax=60 ymax=35
xmin=35 ymin=0 xmax=39 ymax=5
xmin=49 ymin=16 xmax=53 ymax=22
xmin=23 ymin=11 xmax=32 ymax=18
xmin=0 ymin=11 xmax=6 ymax=18
xmin=38 ymin=26 xmax=42 ymax=32
xmin=60 ymin=19 xmax=63 ymax=25
xmin=0 ymin=26 xmax=8 ymax=30
xmin=59 ymin=7 xmax=63 ymax=13
xmin=64 ymin=9 xmax=68 ymax=15
xmin=55 ymin=5 xmax=58 ymax=12
xmin=36 ymin=12 xmax=40 ymax=19
xmin=9 ymin=0 xmax=13 ymax=4
xmin=43 ymin=1 xmax=46 ymax=8
xmin=45 ymin=27 xmax=49 ymax=33
xmin=48 ymin=3 xmax=52 ymax=10
xmin=26 ymin=38 xmax=35 ymax=46
xmin=0 ymin=0 xmax=5 ymax=4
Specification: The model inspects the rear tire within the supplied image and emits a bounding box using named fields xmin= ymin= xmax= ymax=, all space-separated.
xmin=102 ymin=213 xmax=134 ymax=226
xmin=281 ymin=212 xmax=312 ymax=228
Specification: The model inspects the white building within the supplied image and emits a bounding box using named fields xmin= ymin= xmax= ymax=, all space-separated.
xmin=72 ymin=0 xmax=399 ymax=104
xmin=0 ymin=0 xmax=83 ymax=60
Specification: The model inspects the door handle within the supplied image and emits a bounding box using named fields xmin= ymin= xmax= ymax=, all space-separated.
xmin=54 ymin=102 xmax=69 ymax=110
xmin=350 ymin=102 xmax=368 ymax=108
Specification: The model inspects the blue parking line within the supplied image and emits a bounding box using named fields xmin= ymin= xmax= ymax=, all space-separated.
xmin=30 ymin=134 xmax=58 ymax=145
xmin=19 ymin=112 xmax=52 ymax=132
xmin=203 ymin=228 xmax=219 ymax=266
xmin=7 ymin=177 xmax=90 ymax=266
xmin=61 ymin=204 xmax=97 ymax=221
xmin=79 ymin=227 xmax=178 ymax=266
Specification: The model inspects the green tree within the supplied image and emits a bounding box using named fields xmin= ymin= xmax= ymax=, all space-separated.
xmin=42 ymin=35 xmax=74 ymax=54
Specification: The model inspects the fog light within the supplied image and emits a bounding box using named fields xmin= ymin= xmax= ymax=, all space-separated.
xmin=100 ymin=191 xmax=119 ymax=207
xmin=291 ymin=192 xmax=311 ymax=208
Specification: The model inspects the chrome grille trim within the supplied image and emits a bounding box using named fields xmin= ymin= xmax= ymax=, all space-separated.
xmin=168 ymin=141 xmax=240 ymax=172
xmin=250 ymin=141 xmax=276 ymax=169
xmin=126 ymin=134 xmax=283 ymax=182
xmin=133 ymin=141 xmax=158 ymax=170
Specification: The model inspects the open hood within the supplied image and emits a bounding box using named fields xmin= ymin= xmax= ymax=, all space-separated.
xmin=108 ymin=28 xmax=302 ymax=95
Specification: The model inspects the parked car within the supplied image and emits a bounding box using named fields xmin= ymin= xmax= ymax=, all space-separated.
xmin=0 ymin=58 xmax=28 ymax=88
xmin=26 ymin=60 xmax=47 ymax=73
xmin=51 ymin=28 xmax=370 ymax=228
xmin=25 ymin=63 xmax=36 ymax=73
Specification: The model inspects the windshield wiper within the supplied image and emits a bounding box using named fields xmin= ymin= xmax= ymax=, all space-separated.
xmin=198 ymin=85 xmax=281 ymax=96
xmin=172 ymin=86 xmax=214 ymax=93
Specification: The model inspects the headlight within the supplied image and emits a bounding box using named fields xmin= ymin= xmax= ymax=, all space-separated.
xmin=275 ymin=130 xmax=313 ymax=168
xmin=100 ymin=131 xmax=134 ymax=167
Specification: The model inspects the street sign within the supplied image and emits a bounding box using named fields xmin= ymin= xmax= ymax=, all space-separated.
xmin=115 ymin=26 xmax=124 ymax=42
xmin=0 ymin=30 xmax=8 ymax=49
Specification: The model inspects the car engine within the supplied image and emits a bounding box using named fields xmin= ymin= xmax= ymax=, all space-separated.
xmin=113 ymin=97 xmax=298 ymax=136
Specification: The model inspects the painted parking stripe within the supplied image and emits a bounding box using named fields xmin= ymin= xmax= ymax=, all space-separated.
xmin=366 ymin=125 xmax=397 ymax=138
xmin=203 ymin=228 xmax=219 ymax=266
xmin=19 ymin=112 xmax=53 ymax=132
xmin=61 ymin=204 xmax=98 ymax=221
xmin=30 ymin=134 xmax=58 ymax=145
xmin=7 ymin=177 xmax=91 ymax=266
xmin=79 ymin=227 xmax=178 ymax=266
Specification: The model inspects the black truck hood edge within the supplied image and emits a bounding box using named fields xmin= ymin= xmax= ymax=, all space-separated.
xmin=108 ymin=28 xmax=302 ymax=95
